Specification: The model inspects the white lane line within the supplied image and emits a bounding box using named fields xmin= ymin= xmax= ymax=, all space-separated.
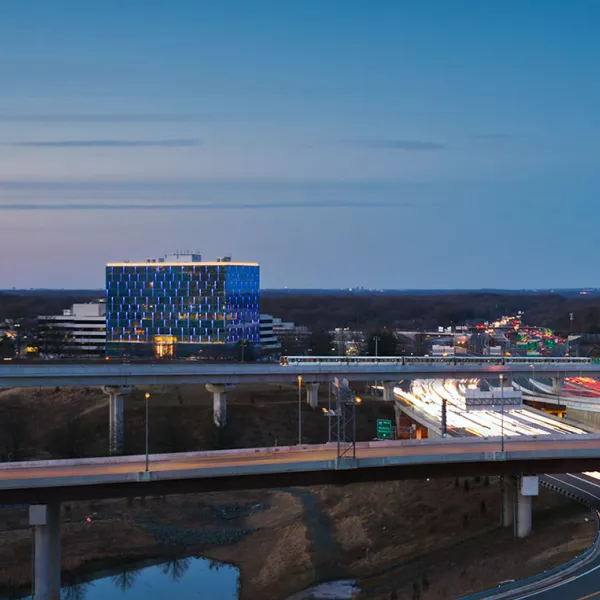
xmin=545 ymin=475 xmax=600 ymax=503
xmin=566 ymin=473 xmax=600 ymax=493
xmin=512 ymin=476 xmax=600 ymax=598
xmin=514 ymin=562 xmax=600 ymax=599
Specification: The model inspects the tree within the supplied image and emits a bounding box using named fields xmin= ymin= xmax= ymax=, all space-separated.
xmin=0 ymin=335 xmax=15 ymax=359
xmin=309 ymin=331 xmax=334 ymax=356
xmin=236 ymin=339 xmax=254 ymax=362
xmin=0 ymin=398 xmax=30 ymax=461
xmin=365 ymin=330 xmax=397 ymax=356
xmin=45 ymin=416 xmax=89 ymax=458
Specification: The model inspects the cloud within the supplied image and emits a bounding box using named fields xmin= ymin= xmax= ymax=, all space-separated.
xmin=471 ymin=133 xmax=513 ymax=141
xmin=0 ymin=199 xmax=414 ymax=211
xmin=341 ymin=139 xmax=447 ymax=151
xmin=11 ymin=139 xmax=200 ymax=148
xmin=0 ymin=113 xmax=245 ymax=123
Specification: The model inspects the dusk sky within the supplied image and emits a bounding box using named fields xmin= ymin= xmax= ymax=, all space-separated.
xmin=1 ymin=1 xmax=599 ymax=289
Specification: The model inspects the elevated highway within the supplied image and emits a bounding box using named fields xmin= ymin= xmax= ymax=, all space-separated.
xmin=3 ymin=435 xmax=600 ymax=505
xmin=1 ymin=360 xmax=600 ymax=388
xmin=10 ymin=434 xmax=600 ymax=599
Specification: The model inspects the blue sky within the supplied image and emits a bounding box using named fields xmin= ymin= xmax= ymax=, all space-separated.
xmin=1 ymin=0 xmax=599 ymax=289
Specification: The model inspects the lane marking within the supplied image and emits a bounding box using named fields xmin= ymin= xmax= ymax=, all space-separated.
xmin=513 ymin=476 xmax=600 ymax=598
xmin=545 ymin=475 xmax=600 ymax=503
xmin=514 ymin=563 xmax=600 ymax=598
xmin=577 ymin=591 xmax=600 ymax=600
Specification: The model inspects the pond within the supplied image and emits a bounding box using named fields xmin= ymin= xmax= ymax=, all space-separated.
xmin=22 ymin=557 xmax=239 ymax=600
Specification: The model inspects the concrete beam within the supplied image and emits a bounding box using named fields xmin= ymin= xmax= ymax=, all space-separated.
xmin=382 ymin=381 xmax=396 ymax=402
xmin=102 ymin=386 xmax=131 ymax=455
xmin=29 ymin=503 xmax=61 ymax=600
xmin=206 ymin=384 xmax=227 ymax=427
xmin=306 ymin=382 xmax=319 ymax=408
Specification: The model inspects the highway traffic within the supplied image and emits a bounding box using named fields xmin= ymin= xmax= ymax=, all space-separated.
xmin=396 ymin=379 xmax=587 ymax=438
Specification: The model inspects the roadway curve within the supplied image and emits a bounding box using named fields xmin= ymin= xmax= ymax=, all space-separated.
xmin=511 ymin=473 xmax=600 ymax=600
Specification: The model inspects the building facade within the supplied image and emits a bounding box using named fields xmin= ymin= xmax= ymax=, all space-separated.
xmin=272 ymin=318 xmax=311 ymax=356
xmin=38 ymin=302 xmax=106 ymax=357
xmin=105 ymin=254 xmax=260 ymax=359
xmin=259 ymin=314 xmax=282 ymax=360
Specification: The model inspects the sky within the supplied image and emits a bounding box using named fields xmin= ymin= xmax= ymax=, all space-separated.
xmin=1 ymin=0 xmax=599 ymax=289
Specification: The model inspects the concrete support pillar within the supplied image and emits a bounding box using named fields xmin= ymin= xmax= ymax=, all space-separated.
xmin=306 ymin=382 xmax=319 ymax=408
xmin=382 ymin=381 xmax=396 ymax=402
xmin=102 ymin=386 xmax=130 ymax=455
xmin=502 ymin=479 xmax=514 ymax=527
xmin=516 ymin=475 xmax=538 ymax=538
xmin=206 ymin=384 xmax=227 ymax=427
xmin=29 ymin=503 xmax=61 ymax=600
xmin=552 ymin=377 xmax=562 ymax=395
xmin=517 ymin=494 xmax=533 ymax=538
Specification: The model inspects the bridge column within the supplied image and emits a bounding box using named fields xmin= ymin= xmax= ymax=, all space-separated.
xmin=102 ymin=386 xmax=131 ymax=455
xmin=29 ymin=503 xmax=61 ymax=600
xmin=306 ymin=382 xmax=319 ymax=408
xmin=502 ymin=478 xmax=515 ymax=527
xmin=382 ymin=381 xmax=396 ymax=402
xmin=552 ymin=377 xmax=562 ymax=395
xmin=516 ymin=476 xmax=538 ymax=538
xmin=206 ymin=384 xmax=227 ymax=427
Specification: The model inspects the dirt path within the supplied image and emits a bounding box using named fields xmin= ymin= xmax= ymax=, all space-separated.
xmin=282 ymin=488 xmax=345 ymax=581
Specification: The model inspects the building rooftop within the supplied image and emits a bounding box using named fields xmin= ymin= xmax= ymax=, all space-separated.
xmin=107 ymin=254 xmax=258 ymax=267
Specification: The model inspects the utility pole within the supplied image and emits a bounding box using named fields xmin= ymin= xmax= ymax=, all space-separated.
xmin=500 ymin=374 xmax=505 ymax=452
xmin=441 ymin=397 xmax=447 ymax=437
xmin=374 ymin=335 xmax=381 ymax=393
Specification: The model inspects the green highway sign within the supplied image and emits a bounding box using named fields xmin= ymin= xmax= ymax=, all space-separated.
xmin=377 ymin=419 xmax=393 ymax=439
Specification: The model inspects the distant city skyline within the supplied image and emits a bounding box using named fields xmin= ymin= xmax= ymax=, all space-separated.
xmin=1 ymin=1 xmax=600 ymax=289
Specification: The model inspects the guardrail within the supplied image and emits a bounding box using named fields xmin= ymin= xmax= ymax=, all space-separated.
xmin=457 ymin=481 xmax=600 ymax=599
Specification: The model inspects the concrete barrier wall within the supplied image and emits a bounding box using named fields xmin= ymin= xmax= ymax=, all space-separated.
xmin=2 ymin=433 xmax=600 ymax=472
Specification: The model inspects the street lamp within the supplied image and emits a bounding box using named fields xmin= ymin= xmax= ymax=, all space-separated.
xmin=297 ymin=376 xmax=302 ymax=445
xmin=499 ymin=375 xmax=504 ymax=452
xmin=373 ymin=335 xmax=381 ymax=393
xmin=144 ymin=392 xmax=151 ymax=472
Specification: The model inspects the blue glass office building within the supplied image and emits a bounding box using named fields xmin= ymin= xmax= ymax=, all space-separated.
xmin=105 ymin=257 xmax=260 ymax=359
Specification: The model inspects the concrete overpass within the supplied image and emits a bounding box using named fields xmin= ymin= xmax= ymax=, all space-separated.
xmin=7 ymin=434 xmax=600 ymax=598
xmin=2 ymin=361 xmax=600 ymax=388
xmin=3 ymin=360 xmax=600 ymax=455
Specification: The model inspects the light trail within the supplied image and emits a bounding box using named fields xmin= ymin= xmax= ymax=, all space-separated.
xmin=398 ymin=378 xmax=586 ymax=438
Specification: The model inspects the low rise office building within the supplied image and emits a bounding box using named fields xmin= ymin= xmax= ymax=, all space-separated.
xmin=38 ymin=302 xmax=106 ymax=357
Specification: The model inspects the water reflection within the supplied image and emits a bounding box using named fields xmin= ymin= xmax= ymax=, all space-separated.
xmin=110 ymin=564 xmax=141 ymax=592
xmin=161 ymin=557 xmax=190 ymax=582
xmin=19 ymin=557 xmax=239 ymax=600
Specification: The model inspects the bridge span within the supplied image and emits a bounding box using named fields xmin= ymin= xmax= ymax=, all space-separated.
xmin=8 ymin=434 xmax=600 ymax=599
xmin=0 ymin=359 xmax=599 ymax=388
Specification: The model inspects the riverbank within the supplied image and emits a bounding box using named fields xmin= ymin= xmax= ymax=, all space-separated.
xmin=0 ymin=479 xmax=594 ymax=599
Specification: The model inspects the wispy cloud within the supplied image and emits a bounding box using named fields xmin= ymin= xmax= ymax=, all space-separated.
xmin=341 ymin=139 xmax=447 ymax=151
xmin=0 ymin=200 xmax=414 ymax=211
xmin=11 ymin=139 xmax=200 ymax=148
xmin=471 ymin=133 xmax=514 ymax=141
xmin=0 ymin=113 xmax=250 ymax=123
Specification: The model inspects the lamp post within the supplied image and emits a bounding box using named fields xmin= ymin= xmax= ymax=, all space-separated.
xmin=374 ymin=335 xmax=381 ymax=393
xmin=499 ymin=375 xmax=504 ymax=452
xmin=297 ymin=375 xmax=302 ymax=445
xmin=144 ymin=392 xmax=151 ymax=472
